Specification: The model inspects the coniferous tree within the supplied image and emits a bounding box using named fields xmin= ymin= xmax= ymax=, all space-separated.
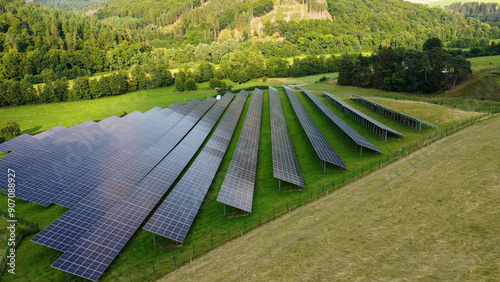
xmin=337 ymin=54 xmax=354 ymax=86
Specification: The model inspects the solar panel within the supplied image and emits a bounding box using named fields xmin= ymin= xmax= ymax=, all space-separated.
xmin=269 ymin=87 xmax=304 ymax=187
xmin=324 ymin=91 xmax=405 ymax=140
xmin=349 ymin=93 xmax=438 ymax=131
xmin=217 ymin=89 xmax=263 ymax=213
xmin=51 ymin=94 xmax=235 ymax=281
xmin=32 ymin=98 xmax=217 ymax=252
xmin=283 ymin=86 xmax=347 ymax=169
xmin=299 ymin=88 xmax=382 ymax=154
xmin=144 ymin=91 xmax=249 ymax=243
xmin=33 ymin=126 xmax=66 ymax=140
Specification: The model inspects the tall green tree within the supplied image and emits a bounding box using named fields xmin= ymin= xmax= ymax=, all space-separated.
xmin=337 ymin=54 xmax=354 ymax=86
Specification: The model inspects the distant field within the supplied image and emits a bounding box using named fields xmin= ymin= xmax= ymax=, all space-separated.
xmin=468 ymin=55 xmax=500 ymax=71
xmin=163 ymin=114 xmax=500 ymax=281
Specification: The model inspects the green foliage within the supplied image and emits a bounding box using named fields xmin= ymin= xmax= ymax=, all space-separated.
xmin=209 ymin=78 xmax=226 ymax=89
xmin=338 ymin=46 xmax=472 ymax=93
xmin=33 ymin=0 xmax=107 ymax=12
xmin=338 ymin=54 xmax=354 ymax=86
xmin=446 ymin=2 xmax=500 ymax=22
xmin=175 ymin=75 xmax=185 ymax=92
xmin=185 ymin=78 xmax=197 ymax=91
xmin=0 ymin=120 xmax=20 ymax=141
xmin=423 ymin=38 xmax=443 ymax=52
xmin=72 ymin=77 xmax=91 ymax=100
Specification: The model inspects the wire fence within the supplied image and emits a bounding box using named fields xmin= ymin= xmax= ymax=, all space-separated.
xmin=98 ymin=113 xmax=491 ymax=281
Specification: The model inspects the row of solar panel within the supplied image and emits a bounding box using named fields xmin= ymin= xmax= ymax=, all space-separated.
xmin=324 ymin=91 xmax=405 ymax=139
xmin=217 ymin=89 xmax=264 ymax=213
xmin=299 ymin=88 xmax=382 ymax=153
xmin=284 ymin=86 xmax=347 ymax=169
xmin=349 ymin=93 xmax=438 ymax=129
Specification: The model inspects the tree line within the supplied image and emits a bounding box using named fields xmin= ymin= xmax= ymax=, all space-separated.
xmin=0 ymin=52 xmax=345 ymax=107
xmin=338 ymin=39 xmax=472 ymax=94
xmin=0 ymin=65 xmax=173 ymax=107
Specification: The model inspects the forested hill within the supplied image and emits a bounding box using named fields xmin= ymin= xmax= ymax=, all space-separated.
xmin=83 ymin=0 xmax=496 ymax=49
xmin=29 ymin=0 xmax=107 ymax=11
xmin=0 ymin=0 xmax=496 ymax=83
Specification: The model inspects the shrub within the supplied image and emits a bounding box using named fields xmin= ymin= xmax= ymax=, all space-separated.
xmin=0 ymin=120 xmax=21 ymax=141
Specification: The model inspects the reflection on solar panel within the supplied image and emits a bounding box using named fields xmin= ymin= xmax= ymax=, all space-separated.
xmin=299 ymin=88 xmax=382 ymax=155
xmin=217 ymin=89 xmax=263 ymax=213
xmin=51 ymin=94 xmax=234 ymax=281
xmin=350 ymin=94 xmax=438 ymax=131
xmin=269 ymin=86 xmax=304 ymax=188
xmin=6 ymin=102 xmax=193 ymax=208
xmin=284 ymin=86 xmax=346 ymax=170
xmin=145 ymin=91 xmax=248 ymax=242
xmin=324 ymin=91 xmax=405 ymax=140
xmin=31 ymin=99 xmax=216 ymax=253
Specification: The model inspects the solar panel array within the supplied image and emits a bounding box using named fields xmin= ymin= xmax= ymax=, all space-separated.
xmin=31 ymin=99 xmax=213 ymax=253
xmin=217 ymin=89 xmax=263 ymax=213
xmin=1 ymin=102 xmax=198 ymax=208
xmin=145 ymin=91 xmax=249 ymax=242
xmin=299 ymin=88 xmax=382 ymax=153
xmin=283 ymin=86 xmax=347 ymax=169
xmin=349 ymin=93 xmax=438 ymax=131
xmin=324 ymin=91 xmax=405 ymax=139
xmin=50 ymin=94 xmax=234 ymax=281
xmin=269 ymin=87 xmax=304 ymax=187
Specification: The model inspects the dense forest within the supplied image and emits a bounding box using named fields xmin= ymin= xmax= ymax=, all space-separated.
xmin=338 ymin=39 xmax=472 ymax=94
xmin=31 ymin=0 xmax=107 ymax=11
xmin=446 ymin=2 xmax=500 ymax=22
xmin=0 ymin=0 xmax=498 ymax=108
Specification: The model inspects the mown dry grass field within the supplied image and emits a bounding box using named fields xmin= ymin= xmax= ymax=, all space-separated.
xmin=162 ymin=115 xmax=500 ymax=281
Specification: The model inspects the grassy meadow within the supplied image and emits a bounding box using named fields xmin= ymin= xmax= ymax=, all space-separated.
xmin=0 ymin=75 xmax=487 ymax=280
xmin=163 ymin=114 xmax=500 ymax=281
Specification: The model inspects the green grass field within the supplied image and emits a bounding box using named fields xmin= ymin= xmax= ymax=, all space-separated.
xmin=468 ymin=55 xmax=500 ymax=70
xmin=163 ymin=114 xmax=500 ymax=281
xmin=0 ymin=77 xmax=486 ymax=281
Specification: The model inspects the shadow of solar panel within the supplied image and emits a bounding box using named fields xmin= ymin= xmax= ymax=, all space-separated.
xmin=269 ymin=87 xmax=305 ymax=187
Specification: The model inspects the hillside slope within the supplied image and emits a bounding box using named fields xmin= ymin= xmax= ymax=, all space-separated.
xmin=163 ymin=115 xmax=500 ymax=281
